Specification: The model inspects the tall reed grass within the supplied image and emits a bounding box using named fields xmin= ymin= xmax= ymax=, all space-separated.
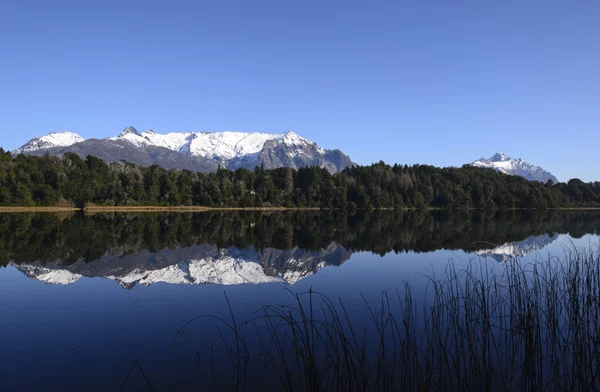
xmin=170 ymin=245 xmax=600 ymax=391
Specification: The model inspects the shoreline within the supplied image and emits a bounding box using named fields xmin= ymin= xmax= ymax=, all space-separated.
xmin=0 ymin=206 xmax=323 ymax=213
xmin=1 ymin=206 xmax=600 ymax=213
xmin=0 ymin=207 xmax=79 ymax=212
xmin=83 ymin=206 xmax=322 ymax=212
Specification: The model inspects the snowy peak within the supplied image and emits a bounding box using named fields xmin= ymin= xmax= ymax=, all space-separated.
xmin=15 ymin=132 xmax=85 ymax=154
xmin=471 ymin=153 xmax=558 ymax=183
xmin=489 ymin=152 xmax=511 ymax=162
xmin=281 ymin=130 xmax=309 ymax=144
xmin=118 ymin=126 xmax=142 ymax=137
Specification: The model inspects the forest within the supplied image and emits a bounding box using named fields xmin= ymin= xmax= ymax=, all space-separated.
xmin=0 ymin=149 xmax=599 ymax=209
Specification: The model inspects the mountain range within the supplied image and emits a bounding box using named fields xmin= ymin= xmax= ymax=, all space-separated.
xmin=12 ymin=128 xmax=559 ymax=182
xmin=470 ymin=153 xmax=558 ymax=183
xmin=14 ymin=127 xmax=353 ymax=173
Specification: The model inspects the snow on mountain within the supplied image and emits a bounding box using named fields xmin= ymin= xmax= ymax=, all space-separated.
xmin=475 ymin=233 xmax=559 ymax=263
xmin=14 ymin=132 xmax=84 ymax=154
xmin=16 ymin=127 xmax=352 ymax=173
xmin=109 ymin=128 xmax=314 ymax=161
xmin=110 ymin=127 xmax=193 ymax=151
xmin=471 ymin=153 xmax=559 ymax=183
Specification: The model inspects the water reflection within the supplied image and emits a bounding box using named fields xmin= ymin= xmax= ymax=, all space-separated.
xmin=2 ymin=210 xmax=599 ymax=287
xmin=475 ymin=233 xmax=560 ymax=262
xmin=1 ymin=211 xmax=600 ymax=391
xmin=13 ymin=243 xmax=351 ymax=287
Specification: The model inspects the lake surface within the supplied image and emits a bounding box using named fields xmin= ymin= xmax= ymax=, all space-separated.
xmin=0 ymin=210 xmax=599 ymax=391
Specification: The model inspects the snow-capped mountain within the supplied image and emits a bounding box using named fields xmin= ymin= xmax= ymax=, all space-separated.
xmin=14 ymin=127 xmax=353 ymax=173
xmin=10 ymin=243 xmax=351 ymax=288
xmin=470 ymin=153 xmax=558 ymax=183
xmin=14 ymin=132 xmax=84 ymax=153
xmin=111 ymin=127 xmax=289 ymax=161
xmin=475 ymin=233 xmax=559 ymax=263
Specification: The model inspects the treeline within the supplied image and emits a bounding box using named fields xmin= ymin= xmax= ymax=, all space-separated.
xmin=1 ymin=149 xmax=599 ymax=209
xmin=1 ymin=210 xmax=599 ymax=266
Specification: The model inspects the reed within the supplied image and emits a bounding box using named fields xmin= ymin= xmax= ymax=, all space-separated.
xmin=171 ymin=244 xmax=600 ymax=391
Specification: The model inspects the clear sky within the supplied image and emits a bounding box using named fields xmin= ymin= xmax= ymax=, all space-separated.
xmin=1 ymin=1 xmax=598 ymax=182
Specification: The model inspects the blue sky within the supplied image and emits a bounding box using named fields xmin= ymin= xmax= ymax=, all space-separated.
xmin=1 ymin=0 xmax=598 ymax=182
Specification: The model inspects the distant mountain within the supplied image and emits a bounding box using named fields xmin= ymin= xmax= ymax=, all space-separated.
xmin=470 ymin=153 xmax=559 ymax=183
xmin=14 ymin=127 xmax=353 ymax=173
xmin=11 ymin=243 xmax=352 ymax=288
xmin=16 ymin=131 xmax=84 ymax=153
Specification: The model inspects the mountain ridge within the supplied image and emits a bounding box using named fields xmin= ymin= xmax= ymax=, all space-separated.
xmin=14 ymin=127 xmax=353 ymax=173
xmin=12 ymin=131 xmax=560 ymax=183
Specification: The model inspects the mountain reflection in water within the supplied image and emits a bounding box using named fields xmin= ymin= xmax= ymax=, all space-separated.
xmin=14 ymin=244 xmax=351 ymax=287
xmin=475 ymin=233 xmax=560 ymax=263
xmin=2 ymin=210 xmax=599 ymax=287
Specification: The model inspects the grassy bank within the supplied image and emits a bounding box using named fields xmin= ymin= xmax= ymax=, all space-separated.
xmin=166 ymin=246 xmax=600 ymax=391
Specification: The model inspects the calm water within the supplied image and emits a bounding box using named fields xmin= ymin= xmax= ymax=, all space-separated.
xmin=0 ymin=210 xmax=598 ymax=391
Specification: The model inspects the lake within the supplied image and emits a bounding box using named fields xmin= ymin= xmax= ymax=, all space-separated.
xmin=0 ymin=210 xmax=599 ymax=391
